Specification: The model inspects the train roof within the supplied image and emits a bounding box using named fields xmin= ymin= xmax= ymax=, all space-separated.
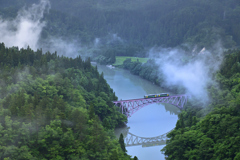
xmin=144 ymin=93 xmax=169 ymax=96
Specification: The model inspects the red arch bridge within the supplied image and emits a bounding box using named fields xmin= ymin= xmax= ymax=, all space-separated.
xmin=113 ymin=94 xmax=189 ymax=118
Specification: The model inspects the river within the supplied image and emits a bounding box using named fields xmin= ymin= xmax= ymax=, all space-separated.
xmin=96 ymin=64 xmax=180 ymax=160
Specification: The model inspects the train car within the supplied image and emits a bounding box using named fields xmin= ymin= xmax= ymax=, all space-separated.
xmin=159 ymin=93 xmax=169 ymax=97
xmin=144 ymin=93 xmax=169 ymax=98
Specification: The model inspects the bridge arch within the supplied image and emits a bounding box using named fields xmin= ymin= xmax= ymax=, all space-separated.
xmin=113 ymin=95 xmax=189 ymax=118
xmin=125 ymin=130 xmax=172 ymax=147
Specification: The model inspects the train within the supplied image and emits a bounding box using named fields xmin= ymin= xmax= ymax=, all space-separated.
xmin=144 ymin=93 xmax=169 ymax=98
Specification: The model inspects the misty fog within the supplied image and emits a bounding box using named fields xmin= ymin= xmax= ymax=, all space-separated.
xmin=0 ymin=0 xmax=230 ymax=103
xmin=0 ymin=0 xmax=50 ymax=50
xmin=149 ymin=43 xmax=224 ymax=103
xmin=0 ymin=0 xmax=226 ymax=101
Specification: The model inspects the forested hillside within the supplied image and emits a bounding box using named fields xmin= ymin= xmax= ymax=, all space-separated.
xmin=1 ymin=0 xmax=240 ymax=159
xmin=0 ymin=43 xmax=136 ymax=159
xmin=43 ymin=0 xmax=240 ymax=49
xmin=161 ymin=49 xmax=240 ymax=159
xmin=1 ymin=0 xmax=240 ymax=50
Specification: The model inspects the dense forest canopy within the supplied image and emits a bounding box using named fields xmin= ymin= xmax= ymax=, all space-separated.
xmin=0 ymin=0 xmax=240 ymax=51
xmin=161 ymin=49 xmax=240 ymax=159
xmin=0 ymin=43 xmax=137 ymax=159
xmin=1 ymin=0 xmax=240 ymax=159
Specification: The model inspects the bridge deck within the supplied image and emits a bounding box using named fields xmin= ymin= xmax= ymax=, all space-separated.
xmin=113 ymin=94 xmax=186 ymax=103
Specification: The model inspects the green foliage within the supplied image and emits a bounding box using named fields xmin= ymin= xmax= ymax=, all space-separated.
xmin=162 ymin=49 xmax=240 ymax=160
xmin=119 ymin=133 xmax=127 ymax=153
xmin=114 ymin=56 xmax=148 ymax=66
xmin=92 ymin=42 xmax=145 ymax=65
xmin=0 ymin=44 xmax=131 ymax=159
xmin=1 ymin=0 xmax=240 ymax=50
xmin=122 ymin=58 xmax=168 ymax=90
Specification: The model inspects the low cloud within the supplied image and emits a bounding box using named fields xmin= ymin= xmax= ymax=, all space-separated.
xmin=149 ymin=43 xmax=223 ymax=103
xmin=41 ymin=37 xmax=82 ymax=58
xmin=0 ymin=0 xmax=126 ymax=59
xmin=0 ymin=0 xmax=50 ymax=50
xmin=0 ymin=0 xmax=85 ymax=58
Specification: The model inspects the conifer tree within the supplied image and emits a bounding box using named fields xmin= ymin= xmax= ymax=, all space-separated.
xmin=119 ymin=133 xmax=127 ymax=153
xmin=133 ymin=156 xmax=139 ymax=160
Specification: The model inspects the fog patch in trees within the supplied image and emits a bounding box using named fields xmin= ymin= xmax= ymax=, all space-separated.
xmin=149 ymin=42 xmax=224 ymax=104
xmin=0 ymin=0 xmax=50 ymax=50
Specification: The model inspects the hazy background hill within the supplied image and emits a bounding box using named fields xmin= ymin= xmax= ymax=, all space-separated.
xmin=1 ymin=0 xmax=240 ymax=52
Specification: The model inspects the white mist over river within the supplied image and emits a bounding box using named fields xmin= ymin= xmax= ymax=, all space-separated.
xmin=96 ymin=65 xmax=180 ymax=160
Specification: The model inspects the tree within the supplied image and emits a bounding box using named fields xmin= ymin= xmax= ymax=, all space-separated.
xmin=119 ymin=133 xmax=127 ymax=153
xmin=88 ymin=103 xmax=95 ymax=120
xmin=109 ymin=150 xmax=119 ymax=160
xmin=133 ymin=156 xmax=139 ymax=160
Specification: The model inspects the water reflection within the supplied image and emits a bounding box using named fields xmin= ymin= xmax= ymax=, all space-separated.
xmin=116 ymin=126 xmax=171 ymax=148
xmin=96 ymin=65 xmax=181 ymax=115
xmin=94 ymin=64 xmax=179 ymax=160
xmin=163 ymin=103 xmax=181 ymax=115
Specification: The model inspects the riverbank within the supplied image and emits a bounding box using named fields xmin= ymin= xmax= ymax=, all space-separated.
xmin=113 ymin=56 xmax=149 ymax=67
xmin=96 ymin=64 xmax=180 ymax=160
xmin=112 ymin=57 xmax=185 ymax=94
